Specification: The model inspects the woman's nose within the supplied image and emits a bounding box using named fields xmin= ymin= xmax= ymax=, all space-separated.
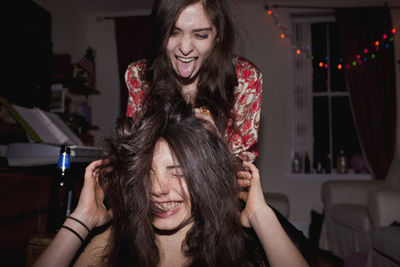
xmin=179 ymin=35 xmax=193 ymax=55
xmin=151 ymin=175 xmax=170 ymax=196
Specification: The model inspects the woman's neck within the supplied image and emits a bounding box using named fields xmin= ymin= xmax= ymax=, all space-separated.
xmin=156 ymin=222 xmax=193 ymax=266
xmin=180 ymin=78 xmax=198 ymax=104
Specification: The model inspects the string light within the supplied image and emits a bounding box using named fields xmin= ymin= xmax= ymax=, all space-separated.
xmin=265 ymin=8 xmax=398 ymax=70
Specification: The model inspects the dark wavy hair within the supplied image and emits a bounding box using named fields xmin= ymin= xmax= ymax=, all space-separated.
xmin=99 ymin=100 xmax=253 ymax=266
xmin=143 ymin=0 xmax=238 ymax=134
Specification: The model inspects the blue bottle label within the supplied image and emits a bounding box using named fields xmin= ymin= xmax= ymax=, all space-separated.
xmin=58 ymin=153 xmax=71 ymax=169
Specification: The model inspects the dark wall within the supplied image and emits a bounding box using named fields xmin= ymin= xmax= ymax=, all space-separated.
xmin=6 ymin=1 xmax=52 ymax=110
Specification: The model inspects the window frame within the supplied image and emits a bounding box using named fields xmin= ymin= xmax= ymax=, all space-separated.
xmin=286 ymin=10 xmax=370 ymax=179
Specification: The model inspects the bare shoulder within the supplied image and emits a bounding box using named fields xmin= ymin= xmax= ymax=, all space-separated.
xmin=73 ymin=227 xmax=111 ymax=267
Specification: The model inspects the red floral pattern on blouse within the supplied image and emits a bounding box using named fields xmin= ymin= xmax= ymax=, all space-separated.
xmin=125 ymin=56 xmax=263 ymax=162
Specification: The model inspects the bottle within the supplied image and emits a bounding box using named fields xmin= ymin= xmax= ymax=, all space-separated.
xmin=292 ymin=151 xmax=302 ymax=173
xmin=324 ymin=153 xmax=331 ymax=174
xmin=47 ymin=146 xmax=77 ymax=232
xmin=304 ymin=151 xmax=311 ymax=173
xmin=337 ymin=150 xmax=348 ymax=174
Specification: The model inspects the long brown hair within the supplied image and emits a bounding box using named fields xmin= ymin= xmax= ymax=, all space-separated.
xmin=144 ymin=0 xmax=237 ymax=134
xmin=99 ymin=100 xmax=253 ymax=266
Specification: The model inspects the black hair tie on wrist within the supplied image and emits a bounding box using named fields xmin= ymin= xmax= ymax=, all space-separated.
xmin=60 ymin=225 xmax=84 ymax=243
xmin=66 ymin=215 xmax=91 ymax=233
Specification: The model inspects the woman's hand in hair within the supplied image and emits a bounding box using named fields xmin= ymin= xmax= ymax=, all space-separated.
xmin=70 ymin=159 xmax=113 ymax=231
xmin=237 ymin=161 xmax=268 ymax=228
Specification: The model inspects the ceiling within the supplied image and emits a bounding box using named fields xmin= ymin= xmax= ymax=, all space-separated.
xmin=76 ymin=0 xmax=155 ymax=14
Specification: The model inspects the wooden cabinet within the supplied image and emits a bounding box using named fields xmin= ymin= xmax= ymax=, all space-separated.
xmin=0 ymin=166 xmax=85 ymax=266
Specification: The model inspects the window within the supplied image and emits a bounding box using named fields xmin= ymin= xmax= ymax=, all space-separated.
xmin=289 ymin=16 xmax=363 ymax=174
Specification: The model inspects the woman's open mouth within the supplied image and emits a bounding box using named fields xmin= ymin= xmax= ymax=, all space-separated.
xmin=153 ymin=201 xmax=182 ymax=217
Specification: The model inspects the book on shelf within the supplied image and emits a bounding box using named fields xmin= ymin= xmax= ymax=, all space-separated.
xmin=1 ymin=99 xmax=83 ymax=146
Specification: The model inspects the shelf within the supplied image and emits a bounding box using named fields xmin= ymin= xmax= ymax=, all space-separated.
xmin=51 ymin=78 xmax=99 ymax=96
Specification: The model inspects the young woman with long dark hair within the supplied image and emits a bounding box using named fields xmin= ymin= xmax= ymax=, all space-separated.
xmin=34 ymin=102 xmax=308 ymax=267
xmin=125 ymin=0 xmax=262 ymax=163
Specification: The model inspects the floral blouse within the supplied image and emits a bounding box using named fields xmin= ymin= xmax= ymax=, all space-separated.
xmin=125 ymin=56 xmax=263 ymax=162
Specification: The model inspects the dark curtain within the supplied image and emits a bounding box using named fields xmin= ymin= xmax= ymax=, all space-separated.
xmin=114 ymin=16 xmax=151 ymax=117
xmin=334 ymin=7 xmax=397 ymax=180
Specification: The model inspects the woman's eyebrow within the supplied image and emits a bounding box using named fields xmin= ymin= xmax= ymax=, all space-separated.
xmin=173 ymin=26 xmax=213 ymax=32
xmin=192 ymin=27 xmax=213 ymax=32
xmin=166 ymin=165 xmax=182 ymax=170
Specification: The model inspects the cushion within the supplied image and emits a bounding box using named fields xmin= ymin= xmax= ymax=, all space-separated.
xmin=372 ymin=226 xmax=400 ymax=264
xmin=330 ymin=203 xmax=370 ymax=232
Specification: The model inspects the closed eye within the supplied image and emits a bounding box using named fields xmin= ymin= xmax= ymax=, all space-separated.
xmin=195 ymin=33 xmax=209 ymax=39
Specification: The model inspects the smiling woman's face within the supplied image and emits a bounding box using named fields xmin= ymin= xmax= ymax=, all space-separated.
xmin=150 ymin=139 xmax=192 ymax=231
xmin=166 ymin=2 xmax=217 ymax=81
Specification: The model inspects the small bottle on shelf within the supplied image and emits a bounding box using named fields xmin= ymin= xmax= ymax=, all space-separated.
xmin=304 ymin=151 xmax=311 ymax=173
xmin=292 ymin=151 xmax=302 ymax=173
xmin=337 ymin=150 xmax=348 ymax=174
xmin=324 ymin=153 xmax=331 ymax=174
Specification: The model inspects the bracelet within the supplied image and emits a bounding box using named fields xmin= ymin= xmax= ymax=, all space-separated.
xmin=60 ymin=225 xmax=84 ymax=243
xmin=66 ymin=215 xmax=91 ymax=233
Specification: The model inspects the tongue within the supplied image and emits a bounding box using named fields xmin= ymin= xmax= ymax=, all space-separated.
xmin=177 ymin=59 xmax=195 ymax=78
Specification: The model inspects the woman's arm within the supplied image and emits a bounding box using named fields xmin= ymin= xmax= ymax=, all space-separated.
xmin=33 ymin=160 xmax=112 ymax=267
xmin=228 ymin=58 xmax=262 ymax=163
xmin=238 ymin=162 xmax=309 ymax=267
xmin=125 ymin=60 xmax=148 ymax=119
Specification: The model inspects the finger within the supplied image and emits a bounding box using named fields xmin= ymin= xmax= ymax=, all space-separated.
xmin=242 ymin=161 xmax=260 ymax=180
xmin=237 ymin=170 xmax=252 ymax=180
xmin=237 ymin=179 xmax=251 ymax=188
xmin=85 ymin=160 xmax=103 ymax=179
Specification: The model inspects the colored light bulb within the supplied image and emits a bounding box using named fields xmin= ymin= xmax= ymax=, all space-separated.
xmin=281 ymin=33 xmax=285 ymax=39
xmin=319 ymin=62 xmax=324 ymax=67
xmin=338 ymin=64 xmax=342 ymax=69
xmin=296 ymin=49 xmax=301 ymax=55
xmin=375 ymin=41 xmax=380 ymax=46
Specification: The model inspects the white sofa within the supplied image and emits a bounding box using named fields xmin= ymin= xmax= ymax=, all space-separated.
xmin=367 ymin=188 xmax=400 ymax=267
xmin=319 ymin=180 xmax=400 ymax=263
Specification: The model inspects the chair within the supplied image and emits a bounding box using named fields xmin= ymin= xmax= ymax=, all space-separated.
xmin=319 ymin=180 xmax=386 ymax=259
xmin=367 ymin=187 xmax=400 ymax=267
